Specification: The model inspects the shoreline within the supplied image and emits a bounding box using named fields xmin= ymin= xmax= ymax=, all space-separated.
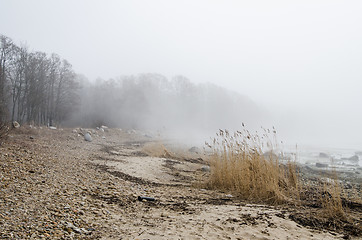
xmin=0 ymin=126 xmax=360 ymax=239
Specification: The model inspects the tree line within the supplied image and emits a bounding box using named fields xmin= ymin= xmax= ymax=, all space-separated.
xmin=68 ymin=74 xmax=265 ymax=138
xmin=0 ymin=34 xmax=79 ymax=126
xmin=1 ymin=34 xmax=265 ymax=138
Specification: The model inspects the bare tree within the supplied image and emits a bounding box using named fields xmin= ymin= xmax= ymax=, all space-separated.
xmin=1 ymin=34 xmax=81 ymax=127
xmin=53 ymin=59 xmax=79 ymax=124
xmin=47 ymin=53 xmax=61 ymax=126
xmin=0 ymin=35 xmax=14 ymax=122
xmin=6 ymin=44 xmax=28 ymax=123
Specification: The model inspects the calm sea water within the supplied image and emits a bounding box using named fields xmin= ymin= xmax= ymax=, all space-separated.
xmin=286 ymin=146 xmax=362 ymax=172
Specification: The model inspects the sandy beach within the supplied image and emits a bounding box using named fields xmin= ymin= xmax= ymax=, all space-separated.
xmin=0 ymin=127 xmax=360 ymax=239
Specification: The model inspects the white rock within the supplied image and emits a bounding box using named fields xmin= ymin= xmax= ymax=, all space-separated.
xmin=201 ymin=166 xmax=210 ymax=172
xmin=84 ymin=133 xmax=92 ymax=142
xmin=13 ymin=121 xmax=20 ymax=128
xmin=189 ymin=146 xmax=200 ymax=153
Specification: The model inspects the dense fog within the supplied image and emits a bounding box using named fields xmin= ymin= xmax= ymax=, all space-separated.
xmin=0 ymin=34 xmax=267 ymax=144
xmin=67 ymin=74 xmax=268 ymax=141
xmin=1 ymin=1 xmax=362 ymax=149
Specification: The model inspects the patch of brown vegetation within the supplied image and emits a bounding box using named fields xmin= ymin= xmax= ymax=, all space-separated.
xmin=205 ymin=128 xmax=361 ymax=237
xmin=205 ymin=128 xmax=299 ymax=204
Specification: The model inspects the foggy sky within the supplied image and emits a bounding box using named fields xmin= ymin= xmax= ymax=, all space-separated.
xmin=1 ymin=0 xmax=362 ymax=149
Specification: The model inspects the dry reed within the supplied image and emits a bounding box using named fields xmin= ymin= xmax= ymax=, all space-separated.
xmin=320 ymin=174 xmax=346 ymax=220
xmin=205 ymin=126 xmax=299 ymax=204
xmin=142 ymin=142 xmax=173 ymax=158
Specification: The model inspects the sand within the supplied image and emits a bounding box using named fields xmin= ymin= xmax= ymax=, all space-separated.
xmin=0 ymin=127 xmax=360 ymax=239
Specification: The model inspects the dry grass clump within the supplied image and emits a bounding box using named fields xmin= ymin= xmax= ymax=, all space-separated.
xmin=205 ymin=127 xmax=299 ymax=204
xmin=320 ymin=175 xmax=346 ymax=220
xmin=142 ymin=142 xmax=203 ymax=161
xmin=142 ymin=142 xmax=173 ymax=158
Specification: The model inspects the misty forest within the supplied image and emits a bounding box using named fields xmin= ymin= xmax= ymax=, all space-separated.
xmin=0 ymin=34 xmax=264 ymax=135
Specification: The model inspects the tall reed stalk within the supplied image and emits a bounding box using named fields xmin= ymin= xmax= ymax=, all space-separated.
xmin=206 ymin=126 xmax=299 ymax=204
